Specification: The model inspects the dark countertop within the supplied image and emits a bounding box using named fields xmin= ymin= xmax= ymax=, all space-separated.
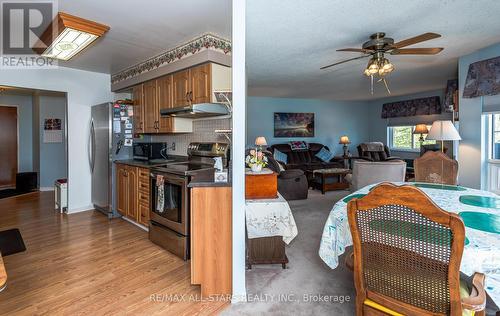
xmin=188 ymin=168 xmax=232 ymax=188
xmin=115 ymin=156 xmax=187 ymax=168
xmin=188 ymin=180 xmax=232 ymax=188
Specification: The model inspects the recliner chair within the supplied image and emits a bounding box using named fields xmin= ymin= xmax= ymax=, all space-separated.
xmin=357 ymin=142 xmax=399 ymax=162
xmin=264 ymin=151 xmax=308 ymax=200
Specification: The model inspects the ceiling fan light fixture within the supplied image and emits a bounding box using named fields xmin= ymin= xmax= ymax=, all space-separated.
xmin=364 ymin=58 xmax=379 ymax=75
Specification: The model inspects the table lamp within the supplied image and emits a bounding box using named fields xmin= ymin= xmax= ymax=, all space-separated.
xmin=339 ymin=135 xmax=351 ymax=157
xmin=255 ymin=136 xmax=267 ymax=150
xmin=426 ymin=120 xmax=461 ymax=152
xmin=413 ymin=124 xmax=429 ymax=146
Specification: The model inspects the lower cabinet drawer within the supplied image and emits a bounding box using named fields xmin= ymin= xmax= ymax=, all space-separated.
xmin=138 ymin=181 xmax=149 ymax=192
xmin=149 ymin=222 xmax=189 ymax=260
xmin=138 ymin=204 xmax=149 ymax=226
xmin=137 ymin=191 xmax=150 ymax=205
xmin=138 ymin=168 xmax=150 ymax=179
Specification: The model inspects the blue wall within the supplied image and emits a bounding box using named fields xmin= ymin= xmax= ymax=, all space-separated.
xmin=458 ymin=42 xmax=500 ymax=189
xmin=0 ymin=94 xmax=33 ymax=172
xmin=39 ymin=96 xmax=67 ymax=188
xmin=246 ymin=97 xmax=371 ymax=155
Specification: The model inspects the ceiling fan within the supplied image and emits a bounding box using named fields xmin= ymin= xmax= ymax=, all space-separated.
xmin=321 ymin=32 xmax=444 ymax=94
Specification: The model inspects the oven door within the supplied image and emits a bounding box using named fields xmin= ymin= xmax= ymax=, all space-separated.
xmin=150 ymin=172 xmax=189 ymax=235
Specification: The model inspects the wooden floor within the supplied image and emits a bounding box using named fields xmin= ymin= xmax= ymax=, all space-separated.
xmin=0 ymin=192 xmax=228 ymax=315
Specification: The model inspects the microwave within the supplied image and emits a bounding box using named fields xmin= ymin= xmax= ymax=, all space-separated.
xmin=133 ymin=143 xmax=166 ymax=161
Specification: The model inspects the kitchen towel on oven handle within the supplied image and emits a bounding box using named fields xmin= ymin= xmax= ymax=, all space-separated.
xmin=156 ymin=175 xmax=165 ymax=213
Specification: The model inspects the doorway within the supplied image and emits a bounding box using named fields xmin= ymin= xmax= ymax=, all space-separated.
xmin=0 ymin=86 xmax=68 ymax=204
xmin=0 ymin=106 xmax=18 ymax=189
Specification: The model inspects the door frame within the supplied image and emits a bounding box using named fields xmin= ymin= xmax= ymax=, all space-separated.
xmin=0 ymin=104 xmax=19 ymax=188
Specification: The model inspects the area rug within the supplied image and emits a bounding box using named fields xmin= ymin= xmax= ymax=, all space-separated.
xmin=0 ymin=228 xmax=26 ymax=256
xmin=0 ymin=189 xmax=35 ymax=200
xmin=223 ymin=190 xmax=499 ymax=316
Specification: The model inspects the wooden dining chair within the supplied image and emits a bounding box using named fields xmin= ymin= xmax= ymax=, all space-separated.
xmin=347 ymin=183 xmax=486 ymax=316
xmin=414 ymin=151 xmax=459 ymax=185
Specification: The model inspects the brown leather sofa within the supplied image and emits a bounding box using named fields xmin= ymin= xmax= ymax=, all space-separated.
xmin=268 ymin=143 xmax=343 ymax=172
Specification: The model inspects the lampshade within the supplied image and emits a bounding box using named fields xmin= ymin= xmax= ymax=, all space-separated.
xmin=426 ymin=120 xmax=461 ymax=141
xmin=339 ymin=135 xmax=351 ymax=145
xmin=413 ymin=124 xmax=429 ymax=135
xmin=36 ymin=12 xmax=109 ymax=61
xmin=255 ymin=136 xmax=267 ymax=146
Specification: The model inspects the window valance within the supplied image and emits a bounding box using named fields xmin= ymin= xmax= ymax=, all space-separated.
xmin=381 ymin=96 xmax=441 ymax=119
xmin=463 ymin=56 xmax=500 ymax=98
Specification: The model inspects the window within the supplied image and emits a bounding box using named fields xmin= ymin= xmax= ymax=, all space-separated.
xmin=490 ymin=114 xmax=500 ymax=159
xmin=388 ymin=125 xmax=436 ymax=151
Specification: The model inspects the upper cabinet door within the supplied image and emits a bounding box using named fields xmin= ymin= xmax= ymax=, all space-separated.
xmin=156 ymin=75 xmax=173 ymax=133
xmin=173 ymin=69 xmax=190 ymax=107
xmin=143 ymin=80 xmax=157 ymax=133
xmin=190 ymin=63 xmax=212 ymax=104
xmin=132 ymin=85 xmax=144 ymax=134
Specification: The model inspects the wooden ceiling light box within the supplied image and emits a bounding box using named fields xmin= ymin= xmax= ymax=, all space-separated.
xmin=245 ymin=171 xmax=278 ymax=200
xmin=35 ymin=12 xmax=109 ymax=61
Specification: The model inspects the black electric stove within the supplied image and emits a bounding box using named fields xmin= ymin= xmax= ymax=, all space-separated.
xmin=148 ymin=142 xmax=230 ymax=260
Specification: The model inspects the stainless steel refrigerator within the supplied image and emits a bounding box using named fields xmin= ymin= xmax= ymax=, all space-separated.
xmin=89 ymin=102 xmax=133 ymax=218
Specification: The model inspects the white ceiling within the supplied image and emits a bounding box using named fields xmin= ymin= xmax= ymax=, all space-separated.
xmin=247 ymin=0 xmax=500 ymax=101
xmin=57 ymin=0 xmax=231 ymax=74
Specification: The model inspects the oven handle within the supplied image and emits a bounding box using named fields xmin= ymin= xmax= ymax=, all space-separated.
xmin=150 ymin=172 xmax=188 ymax=186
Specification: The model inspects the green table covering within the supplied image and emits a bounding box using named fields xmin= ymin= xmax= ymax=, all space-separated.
xmin=459 ymin=211 xmax=500 ymax=234
xmin=459 ymin=195 xmax=500 ymax=209
xmin=412 ymin=183 xmax=467 ymax=191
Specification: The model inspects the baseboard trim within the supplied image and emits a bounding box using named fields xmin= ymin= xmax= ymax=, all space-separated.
xmin=39 ymin=187 xmax=55 ymax=191
xmin=121 ymin=216 xmax=149 ymax=232
xmin=67 ymin=205 xmax=93 ymax=214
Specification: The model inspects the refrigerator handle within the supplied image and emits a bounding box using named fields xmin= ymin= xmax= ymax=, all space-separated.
xmin=89 ymin=119 xmax=95 ymax=172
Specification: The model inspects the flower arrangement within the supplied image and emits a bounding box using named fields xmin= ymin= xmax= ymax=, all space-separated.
xmin=245 ymin=149 xmax=268 ymax=172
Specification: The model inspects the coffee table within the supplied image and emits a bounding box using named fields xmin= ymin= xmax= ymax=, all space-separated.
xmin=307 ymin=168 xmax=351 ymax=194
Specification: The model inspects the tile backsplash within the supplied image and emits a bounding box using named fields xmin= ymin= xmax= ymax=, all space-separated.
xmin=138 ymin=118 xmax=231 ymax=156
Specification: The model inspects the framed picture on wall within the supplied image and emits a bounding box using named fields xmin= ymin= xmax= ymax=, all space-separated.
xmin=274 ymin=112 xmax=314 ymax=137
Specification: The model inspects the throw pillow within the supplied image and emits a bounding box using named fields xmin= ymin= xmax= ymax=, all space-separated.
xmin=289 ymin=141 xmax=309 ymax=151
xmin=274 ymin=149 xmax=288 ymax=164
xmin=315 ymin=147 xmax=334 ymax=162
xmin=276 ymin=161 xmax=285 ymax=172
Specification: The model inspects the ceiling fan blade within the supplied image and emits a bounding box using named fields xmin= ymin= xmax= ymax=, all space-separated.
xmin=337 ymin=48 xmax=373 ymax=53
xmin=393 ymin=32 xmax=441 ymax=48
xmin=391 ymin=47 xmax=444 ymax=55
xmin=320 ymin=55 xmax=370 ymax=70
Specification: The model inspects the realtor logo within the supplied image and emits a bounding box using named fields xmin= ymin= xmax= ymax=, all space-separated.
xmin=1 ymin=1 xmax=57 ymax=68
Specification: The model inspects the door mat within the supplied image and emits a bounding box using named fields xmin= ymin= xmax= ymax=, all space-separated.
xmin=0 ymin=228 xmax=26 ymax=256
xmin=0 ymin=189 xmax=35 ymax=200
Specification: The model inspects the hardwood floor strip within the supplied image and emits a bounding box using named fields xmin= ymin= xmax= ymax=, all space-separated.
xmin=0 ymin=192 xmax=228 ymax=315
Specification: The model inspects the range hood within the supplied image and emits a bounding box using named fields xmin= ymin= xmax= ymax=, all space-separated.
xmin=160 ymin=103 xmax=230 ymax=118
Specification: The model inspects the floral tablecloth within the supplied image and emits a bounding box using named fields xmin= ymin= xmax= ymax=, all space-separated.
xmin=246 ymin=193 xmax=298 ymax=244
xmin=319 ymin=182 xmax=500 ymax=304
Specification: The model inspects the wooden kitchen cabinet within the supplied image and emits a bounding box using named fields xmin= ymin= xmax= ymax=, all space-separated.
xmin=156 ymin=75 xmax=173 ymax=133
xmin=172 ymin=69 xmax=190 ymax=107
xmin=116 ymin=164 xmax=150 ymax=227
xmin=132 ymin=62 xmax=230 ymax=135
xmin=143 ymin=80 xmax=157 ymax=133
xmin=116 ymin=165 xmax=128 ymax=216
xmin=132 ymin=85 xmax=144 ymax=134
xmin=125 ymin=167 xmax=137 ymax=220
xmin=190 ymin=63 xmax=211 ymax=104
xmin=191 ymin=186 xmax=232 ymax=297
xmin=132 ymin=75 xmax=191 ymax=134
